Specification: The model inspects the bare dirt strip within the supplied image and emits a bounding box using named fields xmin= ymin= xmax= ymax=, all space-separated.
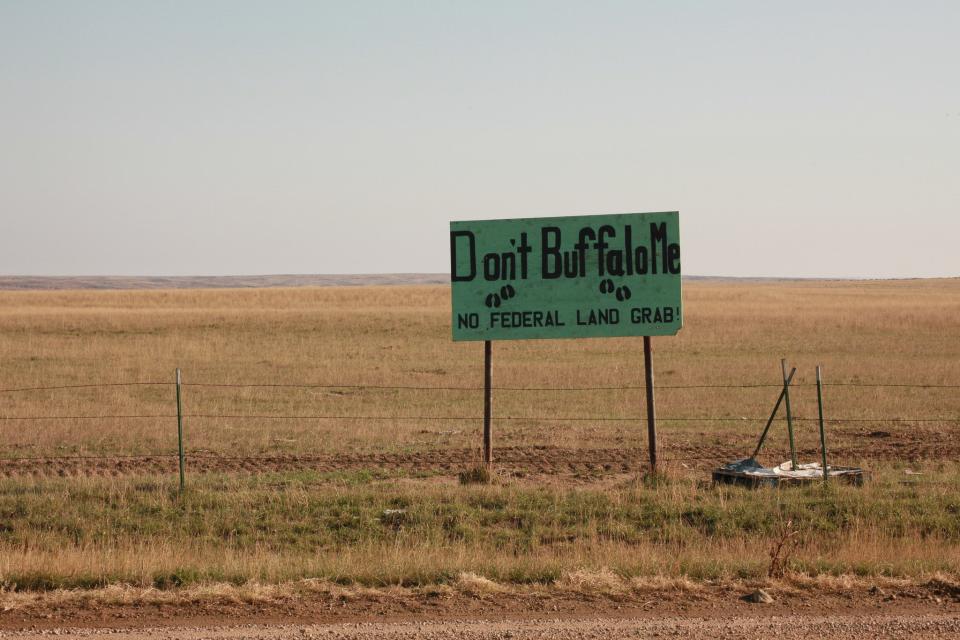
xmin=0 ymin=582 xmax=958 ymax=638
xmin=2 ymin=615 xmax=960 ymax=639
xmin=0 ymin=431 xmax=955 ymax=479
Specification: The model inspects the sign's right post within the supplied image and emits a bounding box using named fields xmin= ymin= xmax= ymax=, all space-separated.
xmin=643 ymin=336 xmax=658 ymax=473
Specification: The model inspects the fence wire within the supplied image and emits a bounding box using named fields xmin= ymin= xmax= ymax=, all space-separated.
xmin=0 ymin=377 xmax=956 ymax=466
xmin=1 ymin=380 xmax=959 ymax=394
xmin=1 ymin=414 xmax=957 ymax=423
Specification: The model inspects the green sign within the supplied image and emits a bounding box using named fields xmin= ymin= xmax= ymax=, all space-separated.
xmin=450 ymin=211 xmax=682 ymax=341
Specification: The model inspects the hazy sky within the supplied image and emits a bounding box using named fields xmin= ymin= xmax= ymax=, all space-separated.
xmin=1 ymin=1 xmax=957 ymax=278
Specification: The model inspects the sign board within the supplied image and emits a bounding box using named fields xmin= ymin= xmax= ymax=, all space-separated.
xmin=450 ymin=211 xmax=682 ymax=341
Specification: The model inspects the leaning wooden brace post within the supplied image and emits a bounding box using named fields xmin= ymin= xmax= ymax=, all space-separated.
xmin=816 ymin=365 xmax=828 ymax=482
xmin=643 ymin=336 xmax=658 ymax=473
xmin=483 ymin=340 xmax=493 ymax=468
xmin=781 ymin=359 xmax=798 ymax=470
xmin=176 ymin=368 xmax=185 ymax=492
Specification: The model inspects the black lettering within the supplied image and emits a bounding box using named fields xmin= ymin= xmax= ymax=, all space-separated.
xmin=457 ymin=313 xmax=479 ymax=329
xmin=501 ymin=251 xmax=516 ymax=281
xmin=541 ymin=227 xmax=562 ymax=279
xmin=650 ymin=222 xmax=667 ymax=274
xmin=634 ymin=246 xmax=649 ymax=274
xmin=667 ymin=243 xmax=681 ymax=274
xmin=606 ymin=250 xmax=624 ymax=276
xmin=450 ymin=231 xmax=476 ymax=282
xmin=563 ymin=251 xmax=580 ymax=278
xmin=517 ymin=233 xmax=532 ymax=279
xmin=594 ymin=225 xmax=615 ymax=276
xmin=575 ymin=228 xmax=595 ymax=278
xmin=483 ymin=253 xmax=500 ymax=281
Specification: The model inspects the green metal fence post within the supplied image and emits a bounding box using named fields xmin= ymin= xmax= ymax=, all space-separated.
xmin=816 ymin=365 xmax=829 ymax=483
xmin=781 ymin=359 xmax=798 ymax=470
xmin=751 ymin=367 xmax=796 ymax=460
xmin=176 ymin=368 xmax=185 ymax=492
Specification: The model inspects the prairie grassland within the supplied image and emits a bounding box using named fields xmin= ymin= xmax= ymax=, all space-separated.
xmin=0 ymin=279 xmax=958 ymax=591
xmin=0 ymin=468 xmax=958 ymax=590
xmin=0 ymin=279 xmax=958 ymax=459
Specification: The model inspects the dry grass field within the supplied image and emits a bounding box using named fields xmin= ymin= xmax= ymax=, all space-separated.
xmin=0 ymin=279 xmax=958 ymax=592
xmin=1 ymin=279 xmax=958 ymax=459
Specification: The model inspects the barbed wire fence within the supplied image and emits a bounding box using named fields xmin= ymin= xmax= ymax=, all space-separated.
xmin=0 ymin=377 xmax=957 ymax=481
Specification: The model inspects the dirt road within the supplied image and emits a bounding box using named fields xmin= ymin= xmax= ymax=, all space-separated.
xmin=3 ymin=613 xmax=960 ymax=639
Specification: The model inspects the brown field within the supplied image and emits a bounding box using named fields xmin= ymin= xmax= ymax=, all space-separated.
xmin=0 ymin=278 xmax=958 ymax=609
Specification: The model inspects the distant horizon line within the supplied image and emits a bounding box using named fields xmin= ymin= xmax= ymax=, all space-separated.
xmin=0 ymin=273 xmax=955 ymax=292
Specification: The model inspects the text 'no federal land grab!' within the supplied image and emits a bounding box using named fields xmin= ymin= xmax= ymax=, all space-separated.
xmin=450 ymin=211 xmax=683 ymax=342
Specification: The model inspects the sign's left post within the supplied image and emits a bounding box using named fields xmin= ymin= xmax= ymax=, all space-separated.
xmin=483 ymin=340 xmax=492 ymax=468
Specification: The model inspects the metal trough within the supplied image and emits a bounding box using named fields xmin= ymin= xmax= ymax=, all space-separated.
xmin=712 ymin=457 xmax=866 ymax=489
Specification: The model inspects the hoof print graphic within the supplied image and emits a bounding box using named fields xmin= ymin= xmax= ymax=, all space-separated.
xmin=600 ymin=279 xmax=630 ymax=301
xmin=485 ymin=284 xmax=516 ymax=308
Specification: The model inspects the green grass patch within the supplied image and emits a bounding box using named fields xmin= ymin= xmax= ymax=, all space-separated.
xmin=0 ymin=465 xmax=957 ymax=590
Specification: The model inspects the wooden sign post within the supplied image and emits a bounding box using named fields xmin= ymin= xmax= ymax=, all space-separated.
xmin=483 ymin=340 xmax=493 ymax=467
xmin=643 ymin=336 xmax=658 ymax=472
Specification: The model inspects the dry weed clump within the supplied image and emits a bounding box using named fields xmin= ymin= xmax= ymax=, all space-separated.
xmin=459 ymin=465 xmax=494 ymax=485
xmin=627 ymin=575 xmax=704 ymax=594
xmin=555 ymin=569 xmax=628 ymax=595
xmin=782 ymin=573 xmax=911 ymax=594
xmin=454 ymin=572 xmax=505 ymax=597
xmin=767 ymin=519 xmax=801 ymax=578
xmin=925 ymin=573 xmax=960 ymax=601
